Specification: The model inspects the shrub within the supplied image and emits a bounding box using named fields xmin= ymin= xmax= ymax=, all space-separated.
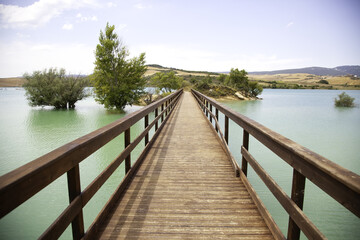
xmin=248 ymin=81 xmax=263 ymax=97
xmin=318 ymin=79 xmax=329 ymax=84
xmin=23 ymin=68 xmax=88 ymax=109
xmin=335 ymin=92 xmax=355 ymax=107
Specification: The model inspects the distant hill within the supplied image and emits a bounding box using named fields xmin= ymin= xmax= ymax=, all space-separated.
xmin=0 ymin=77 xmax=26 ymax=87
xmin=333 ymin=66 xmax=360 ymax=76
xmin=249 ymin=65 xmax=360 ymax=76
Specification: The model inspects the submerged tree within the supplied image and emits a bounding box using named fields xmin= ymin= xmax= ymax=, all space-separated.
xmin=23 ymin=68 xmax=88 ymax=109
xmin=335 ymin=92 xmax=355 ymax=107
xmin=92 ymin=23 xmax=147 ymax=111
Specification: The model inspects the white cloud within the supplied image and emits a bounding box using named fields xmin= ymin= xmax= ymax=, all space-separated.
xmin=62 ymin=23 xmax=73 ymax=30
xmin=107 ymin=2 xmax=117 ymax=8
xmin=134 ymin=3 xmax=145 ymax=9
xmin=134 ymin=3 xmax=152 ymax=9
xmin=286 ymin=21 xmax=294 ymax=28
xmin=0 ymin=41 xmax=94 ymax=77
xmin=76 ymin=13 xmax=98 ymax=22
xmin=0 ymin=0 xmax=97 ymax=29
xmin=132 ymin=44 xmax=306 ymax=72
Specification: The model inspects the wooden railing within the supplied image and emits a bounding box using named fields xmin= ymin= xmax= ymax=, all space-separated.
xmin=0 ymin=89 xmax=183 ymax=239
xmin=191 ymin=89 xmax=360 ymax=240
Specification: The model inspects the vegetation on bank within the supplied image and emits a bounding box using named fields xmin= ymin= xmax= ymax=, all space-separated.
xmin=150 ymin=71 xmax=183 ymax=93
xmin=183 ymin=68 xmax=263 ymax=99
xmin=335 ymin=92 xmax=355 ymax=107
xmin=23 ymin=68 xmax=88 ymax=109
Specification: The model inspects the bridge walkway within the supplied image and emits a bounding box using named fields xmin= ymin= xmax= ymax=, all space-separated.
xmin=95 ymin=92 xmax=275 ymax=239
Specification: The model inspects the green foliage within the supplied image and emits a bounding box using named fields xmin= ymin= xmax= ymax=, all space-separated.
xmin=318 ymin=79 xmax=329 ymax=84
xmin=194 ymin=82 xmax=235 ymax=97
xmin=218 ymin=74 xmax=227 ymax=83
xmin=227 ymin=68 xmax=248 ymax=89
xmin=335 ymin=92 xmax=355 ymax=107
xmin=248 ymin=81 xmax=263 ymax=97
xmin=224 ymin=68 xmax=262 ymax=97
xmin=150 ymin=71 xmax=183 ymax=92
xmin=23 ymin=68 xmax=88 ymax=109
xmin=194 ymin=75 xmax=213 ymax=90
xmin=92 ymin=23 xmax=147 ymax=110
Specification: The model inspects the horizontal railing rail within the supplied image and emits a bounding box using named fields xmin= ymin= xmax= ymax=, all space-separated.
xmin=191 ymin=89 xmax=360 ymax=240
xmin=0 ymin=89 xmax=183 ymax=239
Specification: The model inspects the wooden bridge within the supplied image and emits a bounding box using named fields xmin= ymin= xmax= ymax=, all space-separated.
xmin=1 ymin=89 xmax=359 ymax=239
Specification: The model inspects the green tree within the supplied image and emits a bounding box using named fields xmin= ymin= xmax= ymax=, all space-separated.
xmin=92 ymin=23 xmax=147 ymax=110
xmin=335 ymin=92 xmax=355 ymax=107
xmin=150 ymin=71 xmax=183 ymax=92
xmin=23 ymin=68 xmax=88 ymax=109
xmin=228 ymin=68 xmax=249 ymax=89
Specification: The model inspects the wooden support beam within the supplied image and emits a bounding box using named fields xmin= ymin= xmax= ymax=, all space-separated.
xmin=215 ymin=108 xmax=219 ymax=132
xmin=287 ymin=169 xmax=306 ymax=240
xmin=155 ymin=108 xmax=158 ymax=131
xmin=125 ymin=128 xmax=131 ymax=173
xmin=161 ymin=103 xmax=164 ymax=123
xmin=66 ymin=165 xmax=84 ymax=240
xmin=144 ymin=115 xmax=149 ymax=146
xmin=225 ymin=115 xmax=229 ymax=144
xmin=241 ymin=130 xmax=249 ymax=176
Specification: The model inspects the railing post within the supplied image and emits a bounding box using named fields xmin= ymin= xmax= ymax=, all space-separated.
xmin=144 ymin=114 xmax=149 ymax=146
xmin=225 ymin=115 xmax=229 ymax=144
xmin=125 ymin=128 xmax=131 ymax=173
xmin=210 ymin=104 xmax=213 ymax=123
xmin=206 ymin=101 xmax=209 ymax=117
xmin=287 ymin=169 xmax=306 ymax=240
xmin=241 ymin=130 xmax=249 ymax=176
xmin=165 ymin=100 xmax=168 ymax=117
xmin=155 ymin=107 xmax=158 ymax=131
xmin=215 ymin=108 xmax=219 ymax=132
xmin=161 ymin=103 xmax=164 ymax=123
xmin=67 ymin=165 xmax=84 ymax=240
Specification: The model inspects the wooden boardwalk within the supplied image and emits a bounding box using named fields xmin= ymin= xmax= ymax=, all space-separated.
xmin=96 ymin=92 xmax=274 ymax=239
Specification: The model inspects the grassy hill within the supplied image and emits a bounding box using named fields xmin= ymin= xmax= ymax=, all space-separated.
xmin=249 ymin=65 xmax=360 ymax=76
xmin=0 ymin=77 xmax=26 ymax=87
xmin=1 ymin=65 xmax=359 ymax=90
xmin=249 ymin=73 xmax=360 ymax=89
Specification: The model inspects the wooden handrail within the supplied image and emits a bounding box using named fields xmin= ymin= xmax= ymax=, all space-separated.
xmin=0 ymin=89 xmax=183 ymax=239
xmin=191 ymin=89 xmax=360 ymax=240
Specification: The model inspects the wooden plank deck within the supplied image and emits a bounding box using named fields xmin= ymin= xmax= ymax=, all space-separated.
xmin=95 ymin=92 xmax=275 ymax=239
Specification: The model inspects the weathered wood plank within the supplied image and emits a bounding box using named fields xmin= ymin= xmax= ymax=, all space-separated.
xmin=95 ymin=92 xmax=275 ymax=239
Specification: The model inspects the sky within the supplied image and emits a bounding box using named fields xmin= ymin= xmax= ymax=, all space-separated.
xmin=0 ymin=0 xmax=359 ymax=77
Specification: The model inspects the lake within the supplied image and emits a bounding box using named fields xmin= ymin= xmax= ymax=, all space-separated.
xmin=0 ymin=88 xmax=359 ymax=239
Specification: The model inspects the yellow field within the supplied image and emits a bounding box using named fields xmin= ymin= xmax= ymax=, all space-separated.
xmin=145 ymin=66 xmax=218 ymax=77
xmin=0 ymin=78 xmax=26 ymax=87
xmin=249 ymin=73 xmax=360 ymax=88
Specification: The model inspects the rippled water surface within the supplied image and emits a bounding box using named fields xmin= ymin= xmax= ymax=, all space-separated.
xmin=0 ymin=88 xmax=359 ymax=239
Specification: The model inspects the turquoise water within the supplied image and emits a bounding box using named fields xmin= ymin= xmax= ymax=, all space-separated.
xmin=218 ymin=89 xmax=360 ymax=239
xmin=0 ymin=88 xmax=153 ymax=239
xmin=0 ymin=88 xmax=359 ymax=239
